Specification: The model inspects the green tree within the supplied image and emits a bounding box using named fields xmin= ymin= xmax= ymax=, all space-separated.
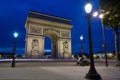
xmin=100 ymin=0 xmax=120 ymax=66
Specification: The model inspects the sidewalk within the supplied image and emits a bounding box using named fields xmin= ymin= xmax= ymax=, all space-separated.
xmin=0 ymin=66 xmax=120 ymax=80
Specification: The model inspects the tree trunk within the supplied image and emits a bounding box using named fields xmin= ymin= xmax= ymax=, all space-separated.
xmin=114 ymin=28 xmax=120 ymax=66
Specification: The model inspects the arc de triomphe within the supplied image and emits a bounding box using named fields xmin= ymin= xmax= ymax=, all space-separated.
xmin=25 ymin=11 xmax=72 ymax=59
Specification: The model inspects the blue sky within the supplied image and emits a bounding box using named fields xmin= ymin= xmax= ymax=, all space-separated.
xmin=0 ymin=0 xmax=116 ymax=55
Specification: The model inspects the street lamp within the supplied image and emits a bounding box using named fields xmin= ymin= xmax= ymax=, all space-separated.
xmin=11 ymin=32 xmax=18 ymax=67
xmin=80 ymin=35 xmax=84 ymax=55
xmin=84 ymin=1 xmax=102 ymax=80
xmin=80 ymin=35 xmax=83 ymax=40
xmin=93 ymin=11 xmax=108 ymax=66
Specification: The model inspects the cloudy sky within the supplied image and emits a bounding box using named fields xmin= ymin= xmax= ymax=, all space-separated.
xmin=0 ymin=0 xmax=115 ymax=55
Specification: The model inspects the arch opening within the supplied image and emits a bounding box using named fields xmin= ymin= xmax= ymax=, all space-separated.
xmin=44 ymin=37 xmax=52 ymax=58
xmin=44 ymin=30 xmax=58 ymax=59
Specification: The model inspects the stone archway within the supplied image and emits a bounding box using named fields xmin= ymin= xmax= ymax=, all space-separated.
xmin=25 ymin=11 xmax=72 ymax=59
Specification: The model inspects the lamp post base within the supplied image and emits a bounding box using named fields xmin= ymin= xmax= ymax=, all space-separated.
xmin=11 ymin=61 xmax=15 ymax=67
xmin=11 ymin=55 xmax=16 ymax=68
xmin=85 ymin=72 xmax=102 ymax=80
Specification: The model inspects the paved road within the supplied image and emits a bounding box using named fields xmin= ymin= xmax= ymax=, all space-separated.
xmin=0 ymin=59 xmax=116 ymax=67
xmin=0 ymin=59 xmax=119 ymax=80
xmin=0 ymin=59 xmax=76 ymax=67
xmin=0 ymin=66 xmax=120 ymax=80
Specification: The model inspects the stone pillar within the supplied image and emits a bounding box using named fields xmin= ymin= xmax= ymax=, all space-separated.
xmin=51 ymin=41 xmax=58 ymax=58
xmin=25 ymin=36 xmax=44 ymax=58
xmin=58 ymin=39 xmax=71 ymax=59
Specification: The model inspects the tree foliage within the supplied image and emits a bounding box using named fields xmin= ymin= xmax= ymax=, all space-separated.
xmin=100 ymin=0 xmax=120 ymax=28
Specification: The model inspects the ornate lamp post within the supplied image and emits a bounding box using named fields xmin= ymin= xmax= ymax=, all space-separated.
xmin=93 ymin=11 xmax=108 ymax=66
xmin=80 ymin=35 xmax=84 ymax=55
xmin=11 ymin=32 xmax=18 ymax=68
xmin=84 ymin=1 xmax=102 ymax=79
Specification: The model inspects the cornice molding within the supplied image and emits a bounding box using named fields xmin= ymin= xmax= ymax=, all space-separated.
xmin=26 ymin=17 xmax=72 ymax=29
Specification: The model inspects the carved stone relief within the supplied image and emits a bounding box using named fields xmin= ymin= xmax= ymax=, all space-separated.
xmin=61 ymin=31 xmax=70 ymax=38
xmin=31 ymin=39 xmax=39 ymax=52
xmin=30 ymin=26 xmax=42 ymax=35
xmin=62 ymin=41 xmax=69 ymax=54
xmin=43 ymin=28 xmax=60 ymax=36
